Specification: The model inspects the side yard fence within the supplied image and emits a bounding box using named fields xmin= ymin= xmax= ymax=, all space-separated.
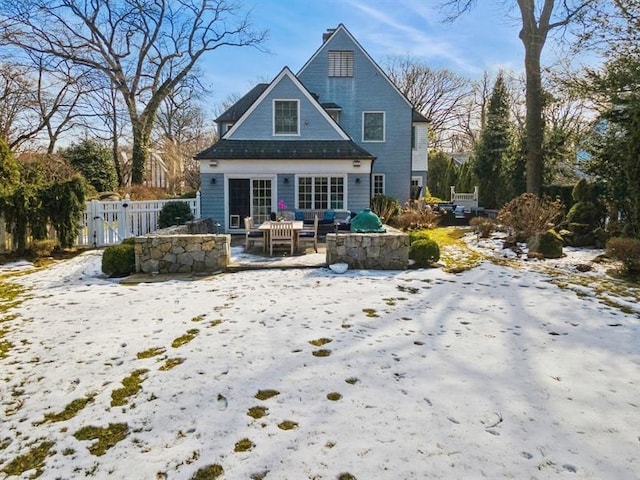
xmin=1 ymin=192 xmax=201 ymax=253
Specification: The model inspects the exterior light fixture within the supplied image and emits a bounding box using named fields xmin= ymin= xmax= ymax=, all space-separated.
xmin=210 ymin=178 xmax=216 ymax=185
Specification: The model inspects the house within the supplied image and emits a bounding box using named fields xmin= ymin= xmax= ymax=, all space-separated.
xmin=196 ymin=24 xmax=428 ymax=232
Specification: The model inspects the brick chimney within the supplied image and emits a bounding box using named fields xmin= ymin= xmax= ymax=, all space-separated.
xmin=322 ymin=28 xmax=336 ymax=43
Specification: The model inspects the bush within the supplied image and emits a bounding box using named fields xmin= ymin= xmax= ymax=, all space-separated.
xmin=102 ymin=243 xmax=135 ymax=277
xmin=409 ymin=238 xmax=440 ymax=267
xmin=606 ymin=237 xmax=640 ymax=276
xmin=158 ymin=201 xmax=194 ymax=229
xmin=408 ymin=230 xmax=433 ymax=244
xmin=469 ymin=216 xmax=495 ymax=238
xmin=370 ymin=194 xmax=401 ymax=224
xmin=394 ymin=199 xmax=441 ymax=230
xmin=497 ymin=193 xmax=564 ymax=240
xmin=30 ymin=239 xmax=57 ymax=257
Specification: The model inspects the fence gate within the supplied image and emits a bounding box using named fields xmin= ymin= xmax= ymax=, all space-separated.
xmin=80 ymin=193 xmax=201 ymax=248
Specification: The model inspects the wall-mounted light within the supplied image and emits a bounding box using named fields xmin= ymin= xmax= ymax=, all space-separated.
xmin=209 ymin=160 xmax=218 ymax=167
xmin=355 ymin=178 xmax=361 ymax=184
xmin=353 ymin=160 xmax=361 ymax=167
xmin=210 ymin=178 xmax=216 ymax=185
xmin=284 ymin=177 xmax=289 ymax=184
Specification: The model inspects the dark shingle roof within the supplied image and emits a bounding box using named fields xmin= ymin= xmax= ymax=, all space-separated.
xmin=412 ymin=109 xmax=429 ymax=122
xmin=215 ymin=84 xmax=269 ymax=123
xmin=195 ymin=140 xmax=375 ymax=160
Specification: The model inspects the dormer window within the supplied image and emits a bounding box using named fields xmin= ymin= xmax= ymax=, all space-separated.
xmin=274 ymin=100 xmax=299 ymax=135
xmin=328 ymin=50 xmax=353 ymax=77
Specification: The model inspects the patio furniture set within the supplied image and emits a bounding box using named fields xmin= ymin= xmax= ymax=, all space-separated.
xmin=244 ymin=216 xmax=319 ymax=256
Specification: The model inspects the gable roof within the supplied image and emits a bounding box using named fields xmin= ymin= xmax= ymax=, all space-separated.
xmin=297 ymin=24 xmax=413 ymax=110
xmin=413 ymin=110 xmax=429 ymax=122
xmin=223 ymin=66 xmax=350 ymax=141
xmin=215 ymin=83 xmax=269 ymax=123
xmin=195 ymin=140 xmax=375 ymax=160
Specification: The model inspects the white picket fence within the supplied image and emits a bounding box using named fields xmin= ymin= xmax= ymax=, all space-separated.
xmin=0 ymin=192 xmax=201 ymax=252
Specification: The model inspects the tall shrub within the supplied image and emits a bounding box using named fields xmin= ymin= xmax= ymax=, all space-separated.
xmin=497 ymin=193 xmax=564 ymax=240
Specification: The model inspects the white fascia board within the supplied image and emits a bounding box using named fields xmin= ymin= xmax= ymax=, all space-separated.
xmin=200 ymin=159 xmax=372 ymax=175
xmin=297 ymin=24 xmax=413 ymax=110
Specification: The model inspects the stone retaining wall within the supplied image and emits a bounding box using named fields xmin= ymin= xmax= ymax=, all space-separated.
xmin=135 ymin=229 xmax=230 ymax=274
xmin=325 ymin=226 xmax=409 ymax=270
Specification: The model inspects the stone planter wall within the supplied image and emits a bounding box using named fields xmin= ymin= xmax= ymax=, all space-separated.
xmin=135 ymin=231 xmax=230 ymax=274
xmin=325 ymin=226 xmax=409 ymax=270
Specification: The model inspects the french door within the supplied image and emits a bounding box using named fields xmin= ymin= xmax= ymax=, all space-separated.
xmin=228 ymin=178 xmax=272 ymax=229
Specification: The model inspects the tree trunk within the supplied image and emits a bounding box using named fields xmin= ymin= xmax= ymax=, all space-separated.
xmin=523 ymin=43 xmax=545 ymax=195
xmin=131 ymin=121 xmax=150 ymax=185
xmin=518 ymin=0 xmax=554 ymax=197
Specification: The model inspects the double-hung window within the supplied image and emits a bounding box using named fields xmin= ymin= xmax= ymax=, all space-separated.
xmin=297 ymin=176 xmax=345 ymax=210
xmin=274 ymin=100 xmax=299 ymax=135
xmin=363 ymin=112 xmax=385 ymax=142
xmin=372 ymin=174 xmax=385 ymax=196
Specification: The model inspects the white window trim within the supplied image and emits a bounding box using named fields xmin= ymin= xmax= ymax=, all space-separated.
xmin=362 ymin=111 xmax=385 ymax=143
xmin=372 ymin=173 xmax=385 ymax=196
xmin=273 ymin=99 xmax=300 ymax=136
xmin=295 ymin=174 xmax=347 ymax=210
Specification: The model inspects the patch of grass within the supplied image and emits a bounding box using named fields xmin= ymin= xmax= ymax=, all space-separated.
xmin=111 ymin=369 xmax=148 ymax=407
xmin=308 ymin=337 xmax=332 ymax=347
xmin=191 ymin=315 xmax=205 ymax=322
xmin=73 ymin=423 xmax=128 ymax=456
xmin=247 ymin=406 xmax=268 ymax=419
xmin=1 ymin=440 xmax=54 ymax=478
xmin=0 ymin=281 xmax=25 ymax=314
xmin=277 ymin=420 xmax=298 ymax=430
xmin=427 ymin=226 xmax=485 ymax=273
xmin=396 ymin=285 xmax=419 ymax=294
xmin=345 ymin=377 xmax=359 ymax=385
xmin=35 ymin=395 xmax=95 ymax=425
xmin=312 ymin=349 xmax=331 ymax=357
xmin=338 ymin=473 xmax=357 ymax=480
xmin=0 ymin=438 xmax=11 ymax=450
xmin=136 ymin=347 xmax=166 ymax=359
xmin=0 ymin=333 xmax=13 ymax=359
xmin=159 ymin=357 xmax=185 ymax=371
xmin=255 ymin=389 xmax=280 ymax=400
xmin=192 ymin=464 xmax=224 ymax=480
xmin=208 ymin=319 xmax=223 ymax=327
xmin=171 ymin=329 xmax=199 ymax=348
xmin=62 ymin=448 xmax=74 ymax=456
xmin=234 ymin=438 xmax=254 ymax=452
xmin=362 ymin=308 xmax=379 ymax=318
xmin=250 ymin=471 xmax=269 ymax=480
xmin=327 ymin=392 xmax=342 ymax=401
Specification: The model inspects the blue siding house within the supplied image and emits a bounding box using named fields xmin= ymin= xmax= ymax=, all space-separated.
xmin=196 ymin=25 xmax=428 ymax=232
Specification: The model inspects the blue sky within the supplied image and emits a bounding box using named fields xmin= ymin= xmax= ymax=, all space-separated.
xmin=201 ymin=0 xmax=528 ymax=108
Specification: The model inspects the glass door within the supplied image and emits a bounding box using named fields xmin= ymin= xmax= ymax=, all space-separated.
xmin=252 ymin=178 xmax=272 ymax=225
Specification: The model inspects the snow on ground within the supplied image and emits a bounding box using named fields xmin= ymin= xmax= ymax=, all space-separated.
xmin=0 ymin=244 xmax=639 ymax=480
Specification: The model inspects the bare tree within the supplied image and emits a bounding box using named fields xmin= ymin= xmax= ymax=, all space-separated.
xmin=0 ymin=0 xmax=266 ymax=184
xmin=441 ymin=0 xmax=595 ymax=194
xmin=153 ymin=72 xmax=214 ymax=193
xmin=385 ymin=56 xmax=474 ymax=150
xmin=0 ymin=57 xmax=90 ymax=153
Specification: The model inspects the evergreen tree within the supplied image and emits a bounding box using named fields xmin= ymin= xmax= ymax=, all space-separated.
xmin=61 ymin=139 xmax=118 ymax=193
xmin=473 ymin=72 xmax=512 ymax=209
xmin=427 ymin=150 xmax=458 ymax=200
xmin=585 ymin=56 xmax=640 ymax=237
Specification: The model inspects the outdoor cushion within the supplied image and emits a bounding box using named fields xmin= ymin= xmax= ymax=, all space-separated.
xmin=294 ymin=211 xmax=305 ymax=221
xmin=323 ymin=210 xmax=335 ymax=222
xmin=298 ymin=230 xmax=315 ymax=238
xmin=247 ymin=231 xmax=263 ymax=238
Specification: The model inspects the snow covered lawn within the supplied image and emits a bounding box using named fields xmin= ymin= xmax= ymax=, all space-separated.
xmin=0 ymin=241 xmax=638 ymax=479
